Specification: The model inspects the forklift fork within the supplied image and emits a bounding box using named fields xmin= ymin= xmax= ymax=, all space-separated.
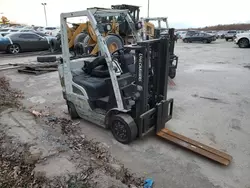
xmin=157 ymin=129 xmax=232 ymax=165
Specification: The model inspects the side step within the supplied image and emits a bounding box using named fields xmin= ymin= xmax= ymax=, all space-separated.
xmin=157 ymin=128 xmax=232 ymax=165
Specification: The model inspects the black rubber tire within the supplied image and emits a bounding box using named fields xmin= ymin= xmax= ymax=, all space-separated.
xmin=8 ymin=43 xmax=21 ymax=54
xmin=183 ymin=39 xmax=188 ymax=43
xmin=37 ymin=56 xmax=57 ymax=63
xmin=110 ymin=114 xmax=138 ymax=144
xmin=169 ymin=68 xmax=176 ymax=79
xmin=69 ymin=50 xmax=76 ymax=57
xmin=49 ymin=38 xmax=60 ymax=53
xmin=105 ymin=35 xmax=124 ymax=53
xmin=83 ymin=35 xmax=90 ymax=46
xmin=238 ymin=38 xmax=250 ymax=48
xmin=226 ymin=38 xmax=228 ymax=41
xmin=67 ymin=101 xmax=79 ymax=119
xmin=107 ymin=33 xmax=124 ymax=46
xmin=74 ymin=33 xmax=87 ymax=47
xmin=203 ymin=39 xmax=208 ymax=43
xmin=74 ymin=42 xmax=85 ymax=56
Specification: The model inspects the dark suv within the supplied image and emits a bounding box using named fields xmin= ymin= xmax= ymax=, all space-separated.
xmin=186 ymin=30 xmax=199 ymax=37
xmin=225 ymin=30 xmax=237 ymax=41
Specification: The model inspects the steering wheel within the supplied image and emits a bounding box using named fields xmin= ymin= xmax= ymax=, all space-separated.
xmin=111 ymin=48 xmax=125 ymax=56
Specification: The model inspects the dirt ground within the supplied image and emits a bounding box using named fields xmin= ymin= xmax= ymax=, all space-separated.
xmin=0 ymin=39 xmax=250 ymax=188
xmin=0 ymin=77 xmax=143 ymax=187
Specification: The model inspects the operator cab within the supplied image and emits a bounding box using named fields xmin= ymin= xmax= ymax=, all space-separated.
xmin=68 ymin=46 xmax=136 ymax=111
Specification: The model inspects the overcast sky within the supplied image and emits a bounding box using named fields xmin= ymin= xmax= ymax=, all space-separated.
xmin=0 ymin=0 xmax=249 ymax=28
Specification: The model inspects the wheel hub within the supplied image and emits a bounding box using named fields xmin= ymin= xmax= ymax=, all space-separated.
xmin=112 ymin=120 xmax=128 ymax=140
xmin=239 ymin=39 xmax=248 ymax=47
xmin=10 ymin=45 xmax=19 ymax=54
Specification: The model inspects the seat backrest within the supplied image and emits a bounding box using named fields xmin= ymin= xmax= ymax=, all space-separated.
xmin=123 ymin=53 xmax=135 ymax=74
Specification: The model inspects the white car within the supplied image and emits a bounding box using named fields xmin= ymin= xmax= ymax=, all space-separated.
xmin=0 ymin=28 xmax=19 ymax=36
xmin=234 ymin=32 xmax=250 ymax=48
xmin=177 ymin=31 xmax=187 ymax=39
xmin=42 ymin=27 xmax=60 ymax=37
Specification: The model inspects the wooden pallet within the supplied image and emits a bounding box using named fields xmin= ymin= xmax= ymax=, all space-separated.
xmin=18 ymin=62 xmax=58 ymax=75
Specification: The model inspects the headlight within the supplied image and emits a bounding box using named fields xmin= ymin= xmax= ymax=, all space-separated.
xmin=135 ymin=21 xmax=142 ymax=30
xmin=104 ymin=24 xmax=112 ymax=32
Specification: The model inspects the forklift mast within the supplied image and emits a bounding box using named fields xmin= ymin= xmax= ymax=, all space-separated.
xmin=124 ymin=38 xmax=173 ymax=137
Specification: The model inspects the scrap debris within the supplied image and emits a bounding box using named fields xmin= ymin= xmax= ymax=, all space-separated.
xmin=144 ymin=178 xmax=154 ymax=188
xmin=45 ymin=117 xmax=144 ymax=187
xmin=18 ymin=62 xmax=58 ymax=75
xmin=0 ymin=76 xmax=23 ymax=112
xmin=31 ymin=110 xmax=42 ymax=117
xmin=192 ymin=94 xmax=219 ymax=101
xmin=0 ymin=78 xmax=144 ymax=188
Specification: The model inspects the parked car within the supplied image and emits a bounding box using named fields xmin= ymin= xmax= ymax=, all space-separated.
xmin=18 ymin=29 xmax=36 ymax=32
xmin=186 ymin=30 xmax=199 ymax=37
xmin=183 ymin=33 xmax=216 ymax=43
xmin=225 ymin=30 xmax=237 ymax=41
xmin=234 ymin=32 xmax=250 ymax=48
xmin=217 ymin=31 xmax=227 ymax=39
xmin=0 ymin=32 xmax=53 ymax=54
xmin=178 ymin=31 xmax=187 ymax=39
xmin=33 ymin=26 xmax=44 ymax=31
xmin=0 ymin=28 xmax=19 ymax=36
xmin=42 ymin=27 xmax=60 ymax=36
xmin=206 ymin=31 xmax=218 ymax=38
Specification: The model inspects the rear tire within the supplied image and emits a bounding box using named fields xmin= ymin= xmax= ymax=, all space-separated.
xmin=74 ymin=33 xmax=87 ymax=47
xmin=110 ymin=114 xmax=138 ymax=144
xmin=67 ymin=101 xmax=79 ymax=119
xmin=226 ymin=38 xmax=228 ymax=41
xmin=183 ymin=39 xmax=188 ymax=43
xmin=238 ymin=38 xmax=249 ymax=48
xmin=74 ymin=42 xmax=85 ymax=56
xmin=203 ymin=39 xmax=208 ymax=43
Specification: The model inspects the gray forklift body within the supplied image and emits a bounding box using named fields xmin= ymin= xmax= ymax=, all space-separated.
xmin=59 ymin=9 xmax=141 ymax=127
xmin=58 ymin=8 xmax=174 ymax=140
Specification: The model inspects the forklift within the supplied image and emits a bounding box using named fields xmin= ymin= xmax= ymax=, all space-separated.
xmin=59 ymin=9 xmax=232 ymax=166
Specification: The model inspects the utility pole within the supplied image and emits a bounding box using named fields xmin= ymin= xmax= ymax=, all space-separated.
xmin=41 ymin=3 xmax=48 ymax=26
xmin=147 ymin=0 xmax=150 ymax=17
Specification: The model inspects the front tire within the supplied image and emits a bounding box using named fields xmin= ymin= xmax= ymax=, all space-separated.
xmin=67 ymin=101 xmax=79 ymax=119
xmin=8 ymin=44 xmax=20 ymax=54
xmin=238 ymin=38 xmax=249 ymax=48
xmin=110 ymin=114 xmax=138 ymax=144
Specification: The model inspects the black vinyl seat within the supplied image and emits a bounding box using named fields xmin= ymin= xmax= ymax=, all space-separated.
xmin=71 ymin=53 xmax=135 ymax=101
xmin=72 ymin=71 xmax=109 ymax=100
